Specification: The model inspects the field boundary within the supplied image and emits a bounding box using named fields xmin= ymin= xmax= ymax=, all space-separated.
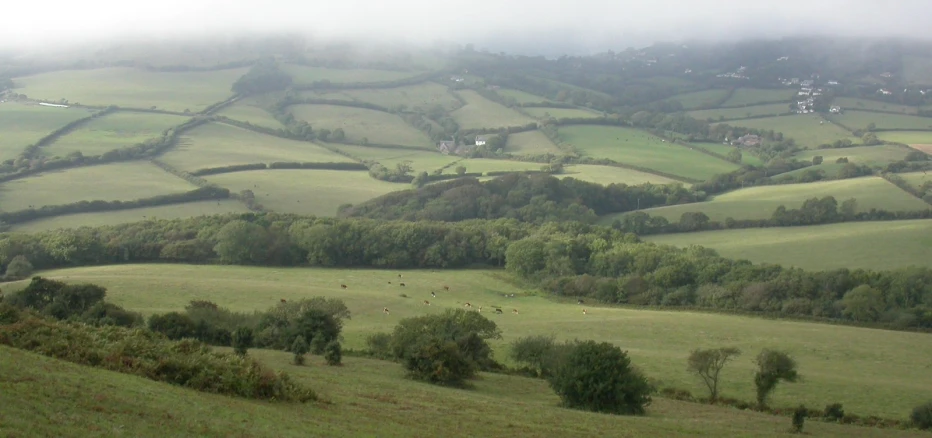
xmin=289 ymin=70 xmax=441 ymax=91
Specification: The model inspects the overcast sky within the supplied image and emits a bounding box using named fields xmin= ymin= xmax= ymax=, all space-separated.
xmin=2 ymin=0 xmax=929 ymax=54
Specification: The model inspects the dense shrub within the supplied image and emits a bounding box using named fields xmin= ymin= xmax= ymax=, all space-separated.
xmin=310 ymin=333 xmax=328 ymax=355
xmin=4 ymin=277 xmax=141 ymax=327
xmin=912 ymin=401 xmax=932 ymax=430
xmin=324 ymin=341 xmax=342 ymax=365
xmin=233 ymin=326 xmax=254 ymax=356
xmin=546 ymin=340 xmax=652 ymax=415
xmin=4 ymin=255 xmax=33 ymax=279
xmin=824 ymin=403 xmax=845 ymax=422
xmin=792 ymin=405 xmax=808 ymax=433
xmin=148 ymin=312 xmax=198 ymax=340
xmin=754 ymin=350 xmax=799 ymax=409
xmin=292 ymin=335 xmax=308 ymax=365
xmin=365 ymin=332 xmax=393 ymax=359
xmin=403 ymin=336 xmax=476 ymax=386
xmin=508 ymin=334 xmax=574 ymax=377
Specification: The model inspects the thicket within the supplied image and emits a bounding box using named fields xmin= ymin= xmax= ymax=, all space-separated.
xmin=3 ymin=276 xmax=143 ymax=327
xmin=231 ymin=59 xmax=293 ymax=95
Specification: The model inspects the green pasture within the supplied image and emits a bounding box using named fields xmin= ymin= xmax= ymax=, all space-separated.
xmin=5 ymin=347 xmax=921 ymax=438
xmin=329 ymin=144 xmax=460 ymax=173
xmin=645 ymin=219 xmax=932 ymax=271
xmin=900 ymin=171 xmax=931 ymax=190
xmin=688 ymin=103 xmax=792 ymax=121
xmin=289 ymin=104 xmax=432 ymax=148
xmin=43 ymin=112 xmax=186 ymax=157
xmin=10 ymin=263 xmax=932 ymax=420
xmin=0 ymin=162 xmax=195 ymax=212
xmin=795 ymin=145 xmax=915 ymax=167
xmin=451 ymin=90 xmax=535 ymax=130
xmin=877 ymin=131 xmax=932 ymax=145
xmin=281 ymin=64 xmax=419 ymax=84
xmin=9 ymin=200 xmax=249 ymax=233
xmin=13 ymin=67 xmax=247 ymax=112
xmin=160 ymin=123 xmax=353 ymax=171
xmin=721 ymin=88 xmax=796 ymax=107
xmin=626 ymin=176 xmax=929 ymax=222
xmin=504 ymin=130 xmax=563 ymax=155
xmin=832 ymin=97 xmax=918 ymax=115
xmin=204 ymin=170 xmax=401 ymax=216
xmin=775 ymin=163 xmax=847 ymax=180
xmin=558 ymin=125 xmax=740 ymax=180
xmin=0 ymin=102 xmax=93 ymax=161
xmin=315 ymin=82 xmax=462 ymax=111
xmin=724 ymin=115 xmax=859 ymax=149
xmin=662 ymin=89 xmax=730 ymax=110
xmin=557 ymin=164 xmax=680 ymax=186
xmin=497 ymin=88 xmax=552 ymax=104
xmin=457 ymin=159 xmax=551 ymax=175
xmin=215 ymin=97 xmax=284 ymax=129
xmin=695 ymin=143 xmax=764 ymax=166
xmin=829 ymin=111 xmax=932 ymax=131
xmin=522 ymin=107 xmax=602 ymax=119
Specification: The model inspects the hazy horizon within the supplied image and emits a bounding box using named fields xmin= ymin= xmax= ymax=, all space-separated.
xmin=2 ymin=0 xmax=930 ymax=56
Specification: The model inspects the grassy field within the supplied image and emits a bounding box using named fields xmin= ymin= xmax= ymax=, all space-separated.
xmin=721 ymin=88 xmax=796 ymax=107
xmin=829 ymin=111 xmax=932 ymax=131
xmin=6 ymin=347 xmax=924 ymax=438
xmin=204 ymin=170 xmax=401 ymax=215
xmin=44 ymin=112 xmax=187 ymax=157
xmin=0 ymin=102 xmax=93 ymax=161
xmin=456 ymin=159 xmax=549 ymax=175
xmin=877 ymin=130 xmax=932 ymax=145
xmin=0 ymin=162 xmax=195 ymax=212
xmin=795 ymin=145 xmax=915 ymax=167
xmin=723 ymin=115 xmax=859 ymax=149
xmin=330 ymin=144 xmax=460 ymax=173
xmin=832 ymin=97 xmax=918 ymax=115
xmin=688 ymin=103 xmax=792 ymax=121
xmin=215 ymin=98 xmax=284 ymax=129
xmin=645 ymin=219 xmax=932 ymax=271
xmin=523 ymin=107 xmax=602 ymax=119
xmin=557 ymin=165 xmax=680 ymax=186
xmin=312 ymin=83 xmax=462 ymax=111
xmin=504 ymin=130 xmax=563 ymax=155
xmin=9 ymin=263 xmax=932 ymax=420
xmin=559 ymin=125 xmax=740 ymax=180
xmin=9 ymin=200 xmax=249 ymax=233
xmin=450 ymin=90 xmax=535 ymax=130
xmin=13 ymin=67 xmax=247 ymax=112
xmin=776 ymin=163 xmax=848 ymax=180
xmin=900 ymin=171 xmax=931 ymax=190
xmin=160 ymin=123 xmax=354 ymax=171
xmin=662 ymin=89 xmax=730 ymax=110
xmin=282 ymin=64 xmax=420 ymax=84
xmin=497 ymin=88 xmax=552 ymax=104
xmin=289 ymin=104 xmax=433 ymax=148
xmin=626 ymin=177 xmax=929 ymax=222
xmin=696 ymin=143 xmax=764 ymax=166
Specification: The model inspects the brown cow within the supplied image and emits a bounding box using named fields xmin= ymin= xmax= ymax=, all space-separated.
xmin=464 ymin=302 xmax=472 ymax=308
xmin=442 ymin=285 xmax=450 ymax=291
xmin=383 ymin=307 xmax=390 ymax=314
xmin=399 ymin=282 xmax=406 ymax=287
xmin=512 ymin=308 xmax=519 ymax=315
xmin=280 ymin=299 xmax=287 ymax=303
xmin=423 ymin=300 xmax=431 ymax=306
xmin=340 ymin=284 xmax=347 ymax=289
xmin=582 ymin=309 xmax=588 ymax=315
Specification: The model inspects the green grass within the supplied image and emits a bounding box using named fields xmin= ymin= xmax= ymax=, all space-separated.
xmin=662 ymin=89 xmax=730 ymax=110
xmin=6 ymin=347 xmax=923 ymax=438
xmin=9 ymin=200 xmax=249 ymax=233
xmin=0 ymin=162 xmax=196 ymax=212
xmin=329 ymin=144 xmax=460 ymax=173
xmin=696 ymin=143 xmax=764 ymax=166
xmin=627 ymin=177 xmax=929 ymax=222
xmin=160 ymin=123 xmax=354 ymax=171
xmin=644 ymin=219 xmax=932 ymax=271
xmin=215 ymin=97 xmax=284 ymax=130
xmin=723 ymin=115 xmax=859 ymax=149
xmin=776 ymin=163 xmax=848 ymax=179
xmin=877 ymin=131 xmax=932 ymax=145
xmin=309 ymin=83 xmax=461 ymax=111
xmin=688 ymin=103 xmax=792 ymax=121
xmin=829 ymin=111 xmax=932 ymax=131
xmin=795 ymin=145 xmax=915 ymax=167
xmin=456 ymin=159 xmax=551 ymax=175
xmin=721 ymin=88 xmax=796 ymax=107
xmin=0 ymin=102 xmax=93 ymax=161
xmin=900 ymin=171 xmax=932 ymax=190
xmin=557 ymin=165 xmax=680 ymax=185
xmin=505 ymin=130 xmax=563 ymax=155
xmin=832 ymin=98 xmax=918 ymax=115
xmin=43 ymin=112 xmax=187 ymax=157
xmin=289 ymin=104 xmax=432 ymax=148
xmin=282 ymin=64 xmax=419 ymax=84
xmin=558 ymin=125 xmax=740 ymax=180
xmin=204 ymin=170 xmax=401 ymax=215
xmin=523 ymin=107 xmax=602 ymax=119
xmin=9 ymin=263 xmax=932 ymax=420
xmin=497 ymin=88 xmax=552 ymax=104
xmin=13 ymin=67 xmax=247 ymax=112
xmin=451 ymin=90 xmax=535 ymax=130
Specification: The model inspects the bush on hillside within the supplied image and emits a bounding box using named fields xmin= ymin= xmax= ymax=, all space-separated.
xmin=546 ymin=341 xmax=652 ymax=415
xmin=292 ymin=335 xmax=308 ymax=365
xmin=364 ymin=332 xmax=393 ymax=359
xmin=4 ymin=255 xmax=33 ymax=279
xmin=509 ymin=334 xmax=575 ymax=378
xmin=403 ymin=335 xmax=476 ymax=386
xmin=823 ymin=403 xmax=845 ymax=422
xmin=233 ymin=326 xmax=254 ymax=356
xmin=324 ymin=340 xmax=342 ymax=365
xmin=310 ymin=333 xmax=328 ymax=355
xmin=254 ymin=298 xmax=350 ymax=351
xmin=148 ymin=312 xmax=198 ymax=340
xmin=792 ymin=405 xmax=808 ymax=433
xmin=754 ymin=349 xmax=799 ymax=409
xmin=912 ymin=401 xmax=932 ymax=430
xmin=5 ymin=277 xmax=141 ymax=327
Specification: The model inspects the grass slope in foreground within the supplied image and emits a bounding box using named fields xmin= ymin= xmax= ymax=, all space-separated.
xmin=451 ymin=90 xmax=535 ymax=129
xmin=289 ymin=104 xmax=433 ymax=148
xmin=644 ymin=219 xmax=932 ymax=271
xmin=13 ymin=67 xmax=248 ymax=112
xmin=10 ymin=264 xmax=932 ymax=419
xmin=723 ymin=115 xmax=858 ymax=149
xmin=5 ymin=347 xmax=921 ymax=438
xmin=204 ymin=169 xmax=400 ymax=216
xmin=44 ymin=112 xmax=188 ymax=157
xmin=559 ymin=125 xmax=739 ymax=180
xmin=0 ymin=103 xmax=93 ymax=161
xmin=161 ymin=122 xmax=354 ymax=171
xmin=628 ymin=177 xmax=929 ymax=222
xmin=9 ymin=200 xmax=249 ymax=233
xmin=0 ymin=162 xmax=196 ymax=212
xmin=504 ymin=130 xmax=563 ymax=155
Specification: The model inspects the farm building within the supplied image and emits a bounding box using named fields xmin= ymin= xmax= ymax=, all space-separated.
xmin=475 ymin=135 xmax=491 ymax=146
xmin=438 ymin=140 xmax=456 ymax=154
xmin=733 ymin=134 xmax=762 ymax=147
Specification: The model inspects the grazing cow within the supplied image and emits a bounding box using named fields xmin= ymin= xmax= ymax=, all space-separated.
xmin=388 ymin=281 xmax=392 ymax=284
xmin=430 ymin=291 xmax=436 ymax=298
xmin=340 ymin=284 xmax=347 ymax=289
xmin=583 ymin=309 xmax=588 ymax=315
xmin=477 ymin=306 xmax=482 ymax=313
xmin=464 ymin=302 xmax=472 ymax=308
xmin=399 ymin=282 xmax=406 ymax=287
xmin=512 ymin=308 xmax=519 ymax=314
xmin=495 ymin=308 xmax=503 ymax=314
xmin=443 ymin=285 xmax=450 ymax=291
xmin=280 ymin=298 xmax=287 ymax=303
xmin=383 ymin=307 xmax=390 ymax=314
xmin=423 ymin=300 xmax=431 ymax=306
xmin=398 ymin=274 xmax=403 ymax=278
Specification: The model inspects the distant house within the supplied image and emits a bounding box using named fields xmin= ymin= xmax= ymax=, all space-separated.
xmin=475 ymin=135 xmax=492 ymax=147
xmin=830 ymin=106 xmax=842 ymax=113
xmin=450 ymin=76 xmax=465 ymax=83
xmin=827 ymin=80 xmax=840 ymax=86
xmin=800 ymin=79 xmax=814 ymax=87
xmin=733 ymin=134 xmax=762 ymax=147
xmin=438 ymin=140 xmax=456 ymax=154
xmin=38 ymin=102 xmax=69 ymax=108
xmin=877 ymin=88 xmax=893 ymax=95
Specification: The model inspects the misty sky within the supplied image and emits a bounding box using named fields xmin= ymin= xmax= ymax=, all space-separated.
xmin=2 ymin=0 xmax=930 ymax=54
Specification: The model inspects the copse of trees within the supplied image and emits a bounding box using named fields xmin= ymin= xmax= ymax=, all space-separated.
xmin=3 ymin=276 xmax=143 ymax=327
xmin=231 ymin=59 xmax=293 ymax=95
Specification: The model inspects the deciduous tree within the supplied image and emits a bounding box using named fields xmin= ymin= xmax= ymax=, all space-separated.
xmin=687 ymin=347 xmax=741 ymax=403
